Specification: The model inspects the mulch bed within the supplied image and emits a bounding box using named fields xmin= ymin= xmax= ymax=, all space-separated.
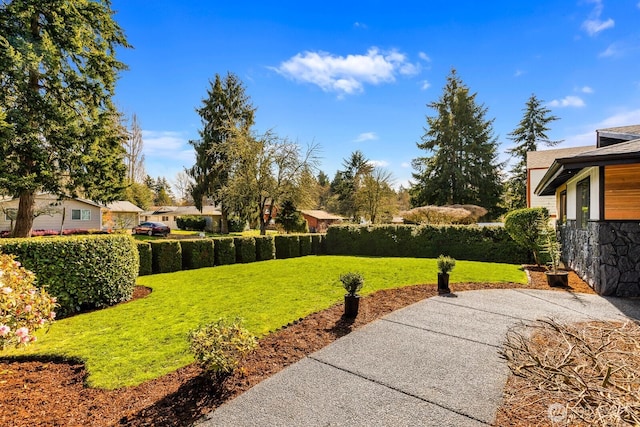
xmin=0 ymin=267 xmax=594 ymax=426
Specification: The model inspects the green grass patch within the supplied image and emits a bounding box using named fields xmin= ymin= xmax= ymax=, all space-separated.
xmin=6 ymin=256 xmax=526 ymax=389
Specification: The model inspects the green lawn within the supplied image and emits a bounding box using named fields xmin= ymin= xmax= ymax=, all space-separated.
xmin=7 ymin=256 xmax=527 ymax=389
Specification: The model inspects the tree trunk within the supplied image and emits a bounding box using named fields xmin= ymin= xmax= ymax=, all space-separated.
xmin=13 ymin=191 xmax=36 ymax=237
xmin=220 ymin=207 xmax=229 ymax=234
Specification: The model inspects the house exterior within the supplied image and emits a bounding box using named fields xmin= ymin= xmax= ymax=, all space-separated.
xmin=300 ymin=210 xmax=343 ymax=233
xmin=535 ymin=125 xmax=640 ymax=297
xmin=526 ymin=146 xmax=594 ymax=218
xmin=104 ymin=201 xmax=143 ymax=230
xmin=140 ymin=205 xmax=223 ymax=232
xmin=0 ymin=193 xmax=103 ymax=232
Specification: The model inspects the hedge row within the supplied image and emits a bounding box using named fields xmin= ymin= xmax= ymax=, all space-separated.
xmin=0 ymin=235 xmax=139 ymax=318
xmin=135 ymin=234 xmax=326 ymax=276
xmin=325 ymin=225 xmax=531 ymax=264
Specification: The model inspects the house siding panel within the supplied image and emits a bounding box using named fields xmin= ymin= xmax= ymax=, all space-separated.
xmin=604 ymin=164 xmax=640 ymax=220
xmin=528 ymin=169 xmax=557 ymax=215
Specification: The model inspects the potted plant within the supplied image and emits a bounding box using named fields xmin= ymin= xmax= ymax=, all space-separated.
xmin=340 ymin=272 xmax=364 ymax=318
xmin=437 ymin=255 xmax=455 ymax=294
xmin=538 ymin=218 xmax=569 ymax=287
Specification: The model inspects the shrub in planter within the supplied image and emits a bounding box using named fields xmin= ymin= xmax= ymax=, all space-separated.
xmin=188 ymin=317 xmax=257 ymax=382
xmin=339 ymin=272 xmax=364 ymax=318
xmin=136 ymin=241 xmax=152 ymax=276
xmin=0 ymin=254 xmax=57 ymax=349
xmin=234 ymin=237 xmax=256 ymax=264
xmin=504 ymin=207 xmax=549 ymax=266
xmin=274 ymin=235 xmax=300 ymax=259
xmin=214 ymin=238 xmax=236 ymax=266
xmin=181 ymin=239 xmax=215 ymax=270
xmin=150 ymin=240 xmax=182 ymax=274
xmin=254 ymin=236 xmax=275 ymax=261
xmin=0 ymin=235 xmax=139 ymax=317
xmin=436 ymin=255 xmax=456 ymax=294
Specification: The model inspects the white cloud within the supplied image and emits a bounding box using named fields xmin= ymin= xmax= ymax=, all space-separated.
xmin=273 ymin=47 xmax=421 ymax=96
xmin=418 ymin=52 xmax=431 ymax=62
xmin=548 ymin=96 xmax=586 ymax=108
xmin=580 ymin=86 xmax=594 ymax=94
xmin=561 ymin=109 xmax=640 ymax=147
xmin=599 ymin=43 xmax=620 ymax=58
xmin=354 ymin=132 xmax=378 ymax=142
xmin=354 ymin=22 xmax=368 ymax=29
xmin=514 ymin=69 xmax=525 ymax=77
xmin=582 ymin=0 xmax=614 ymax=36
xmin=142 ymin=130 xmax=194 ymax=162
xmin=400 ymin=162 xmax=411 ymax=168
xmin=368 ymin=160 xmax=389 ymax=168
xmin=420 ymin=80 xmax=431 ymax=90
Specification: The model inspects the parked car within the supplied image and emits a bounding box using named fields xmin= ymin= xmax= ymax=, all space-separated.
xmin=132 ymin=221 xmax=170 ymax=237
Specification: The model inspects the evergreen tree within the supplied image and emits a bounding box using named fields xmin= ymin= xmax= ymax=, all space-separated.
xmin=188 ymin=72 xmax=256 ymax=234
xmin=331 ymin=150 xmax=373 ymax=221
xmin=505 ymin=94 xmax=560 ymax=210
xmin=410 ymin=69 xmax=503 ymax=218
xmin=0 ymin=0 xmax=130 ymax=237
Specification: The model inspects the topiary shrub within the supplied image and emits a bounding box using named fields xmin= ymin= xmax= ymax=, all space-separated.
xmin=299 ymin=234 xmax=312 ymax=256
xmin=254 ymin=236 xmax=275 ymax=261
xmin=214 ymin=237 xmax=236 ymax=266
xmin=188 ymin=317 xmax=257 ymax=382
xmin=176 ymin=215 xmax=206 ymax=231
xmin=0 ymin=253 xmax=57 ymax=349
xmin=504 ymin=207 xmax=549 ymax=266
xmin=234 ymin=237 xmax=256 ymax=263
xmin=274 ymin=235 xmax=300 ymax=259
xmin=0 ymin=235 xmax=139 ymax=317
xmin=136 ymin=241 xmax=152 ymax=276
xmin=180 ymin=239 xmax=215 ymax=270
xmin=150 ymin=240 xmax=182 ymax=274
xmin=311 ymin=234 xmax=325 ymax=255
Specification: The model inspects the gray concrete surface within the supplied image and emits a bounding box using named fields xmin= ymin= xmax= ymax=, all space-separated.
xmin=198 ymin=289 xmax=640 ymax=427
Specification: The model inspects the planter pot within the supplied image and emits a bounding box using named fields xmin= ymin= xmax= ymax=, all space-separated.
xmin=437 ymin=273 xmax=451 ymax=294
xmin=344 ymin=294 xmax=360 ymax=318
xmin=545 ymin=271 xmax=569 ymax=287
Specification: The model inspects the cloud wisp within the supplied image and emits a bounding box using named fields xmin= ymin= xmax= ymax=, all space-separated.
xmin=354 ymin=132 xmax=378 ymax=142
xmin=549 ymin=96 xmax=586 ymax=108
xmin=582 ymin=0 xmax=614 ymax=36
xmin=273 ymin=48 xmax=421 ymax=96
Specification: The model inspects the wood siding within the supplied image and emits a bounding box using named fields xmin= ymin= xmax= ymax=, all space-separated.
xmin=604 ymin=164 xmax=640 ymax=220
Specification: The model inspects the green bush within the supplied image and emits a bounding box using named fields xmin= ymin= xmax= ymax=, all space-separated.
xmin=214 ymin=237 xmax=236 ymax=265
xmin=180 ymin=239 xmax=215 ymax=270
xmin=136 ymin=241 xmax=152 ymax=276
xmin=227 ymin=218 xmax=245 ymax=233
xmin=254 ymin=236 xmax=275 ymax=261
xmin=188 ymin=318 xmax=257 ymax=382
xmin=176 ymin=215 xmax=206 ymax=231
xmin=325 ymin=224 xmax=530 ymax=264
xmin=274 ymin=235 xmax=300 ymax=259
xmin=234 ymin=237 xmax=256 ymax=264
xmin=299 ymin=234 xmax=312 ymax=257
xmin=150 ymin=240 xmax=182 ymax=274
xmin=0 ymin=235 xmax=139 ymax=317
xmin=504 ymin=207 xmax=549 ymax=266
xmin=436 ymin=255 xmax=456 ymax=274
xmin=339 ymin=272 xmax=364 ymax=296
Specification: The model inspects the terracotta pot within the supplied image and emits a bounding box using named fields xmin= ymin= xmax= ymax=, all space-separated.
xmin=437 ymin=273 xmax=451 ymax=294
xmin=344 ymin=294 xmax=360 ymax=318
xmin=545 ymin=271 xmax=569 ymax=287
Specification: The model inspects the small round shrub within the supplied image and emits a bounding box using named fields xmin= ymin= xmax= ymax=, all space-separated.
xmin=339 ymin=272 xmax=365 ymax=296
xmin=436 ymin=255 xmax=456 ymax=274
xmin=188 ymin=318 xmax=257 ymax=382
xmin=504 ymin=207 xmax=549 ymax=266
xmin=0 ymin=254 xmax=56 ymax=349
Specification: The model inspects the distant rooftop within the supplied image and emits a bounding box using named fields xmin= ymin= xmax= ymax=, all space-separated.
xmin=527 ymin=146 xmax=594 ymax=169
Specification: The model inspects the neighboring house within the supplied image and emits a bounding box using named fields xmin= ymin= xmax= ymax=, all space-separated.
xmin=0 ymin=193 xmax=103 ymax=232
xmin=300 ymin=210 xmax=343 ymax=233
xmin=526 ymin=146 xmax=594 ymax=218
xmin=140 ymin=205 xmax=223 ymax=232
xmin=104 ymin=201 xmax=143 ymax=230
xmin=535 ymin=124 xmax=640 ymax=297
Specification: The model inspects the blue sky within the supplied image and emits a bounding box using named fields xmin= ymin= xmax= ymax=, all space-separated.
xmin=111 ymin=0 xmax=640 ymax=190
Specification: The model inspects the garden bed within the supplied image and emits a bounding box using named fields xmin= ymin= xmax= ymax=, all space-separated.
xmin=0 ymin=269 xmax=594 ymax=426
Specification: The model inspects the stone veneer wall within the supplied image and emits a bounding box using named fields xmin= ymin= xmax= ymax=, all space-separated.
xmin=560 ymin=220 xmax=640 ymax=297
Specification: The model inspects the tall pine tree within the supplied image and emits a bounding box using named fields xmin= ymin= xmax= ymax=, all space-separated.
xmin=0 ymin=0 xmax=130 ymax=237
xmin=410 ymin=69 xmax=503 ymax=218
xmin=188 ymin=72 xmax=255 ymax=234
xmin=505 ymin=94 xmax=559 ymax=210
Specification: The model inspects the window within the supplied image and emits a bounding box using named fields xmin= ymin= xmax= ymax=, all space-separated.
xmin=71 ymin=209 xmax=91 ymax=221
xmin=576 ymin=178 xmax=590 ymax=229
xmin=559 ymin=191 xmax=567 ymax=225
xmin=162 ymin=216 xmax=169 ymax=222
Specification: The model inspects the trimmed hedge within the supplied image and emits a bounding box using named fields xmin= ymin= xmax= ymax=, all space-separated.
xmin=176 ymin=215 xmax=206 ymax=231
xmin=150 ymin=240 xmax=182 ymax=274
xmin=325 ymin=224 xmax=530 ymax=264
xmin=136 ymin=241 xmax=152 ymax=276
xmin=215 ymin=237 xmax=236 ymax=265
xmin=274 ymin=235 xmax=300 ymax=259
xmin=181 ymin=239 xmax=215 ymax=270
xmin=299 ymin=234 xmax=312 ymax=257
xmin=255 ymin=236 xmax=275 ymax=261
xmin=311 ymin=234 xmax=325 ymax=255
xmin=0 ymin=235 xmax=139 ymax=317
xmin=234 ymin=237 xmax=256 ymax=263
